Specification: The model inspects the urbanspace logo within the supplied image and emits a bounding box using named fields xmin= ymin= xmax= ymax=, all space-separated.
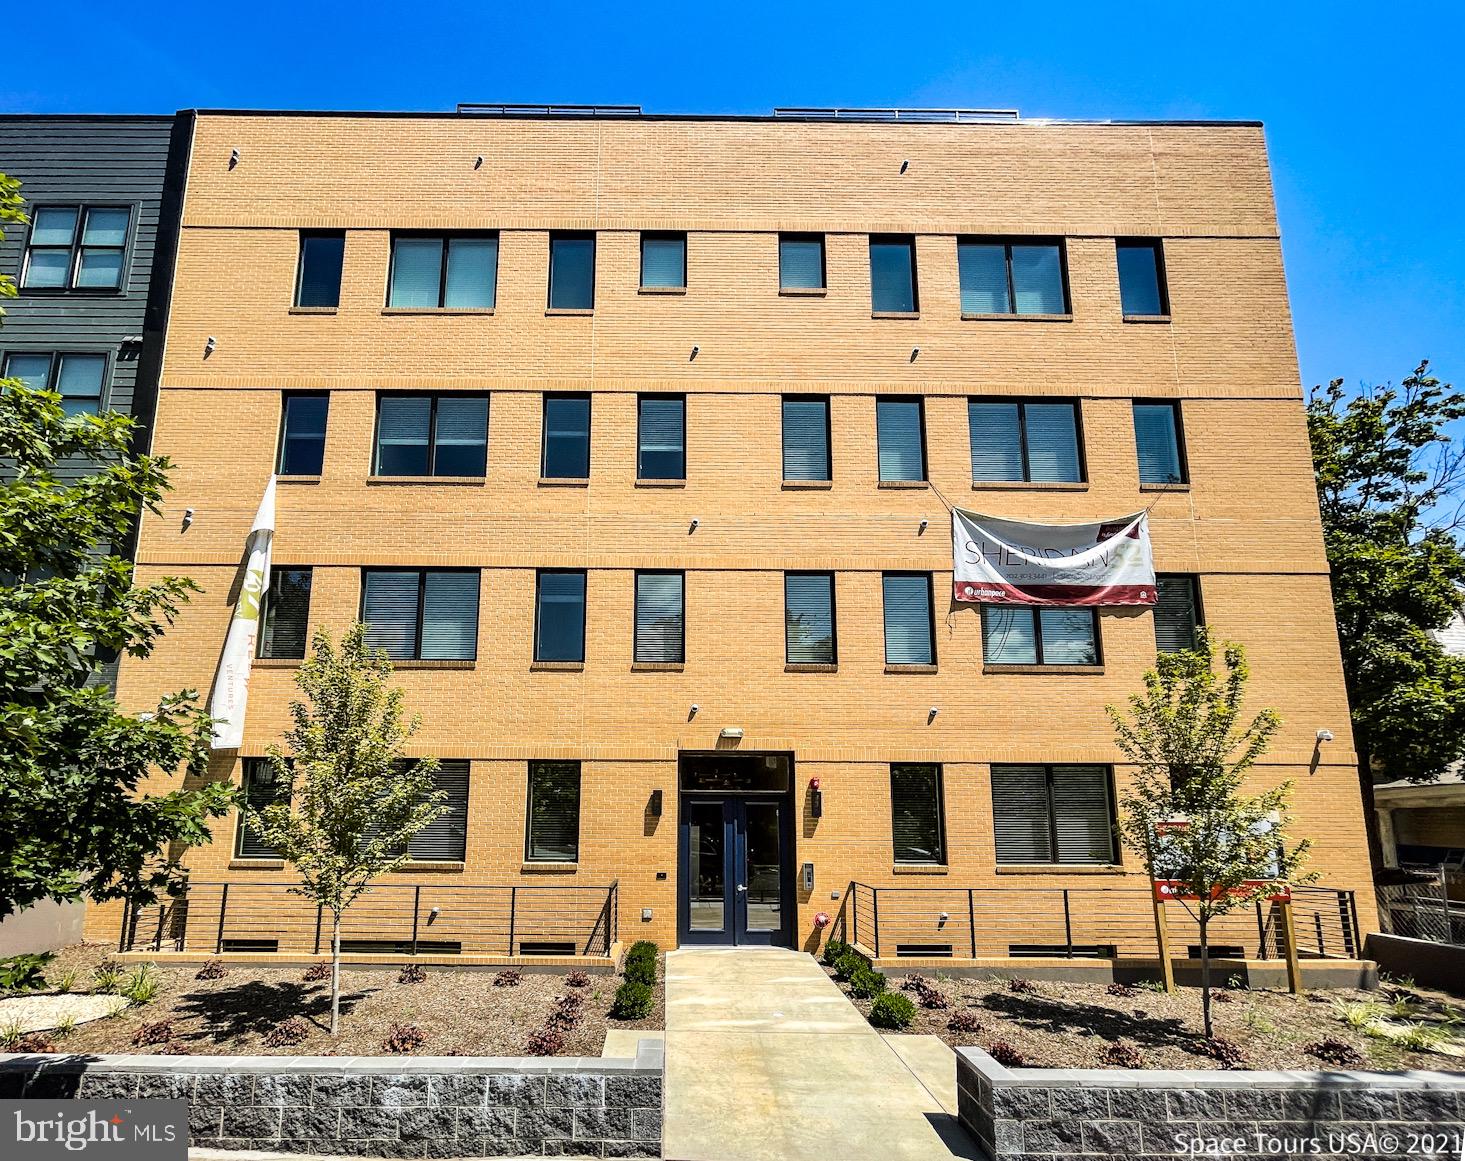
xmin=1 ymin=1101 xmax=186 ymax=1161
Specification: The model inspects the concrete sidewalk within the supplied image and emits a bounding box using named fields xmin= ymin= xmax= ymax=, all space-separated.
xmin=662 ymin=947 xmax=979 ymax=1161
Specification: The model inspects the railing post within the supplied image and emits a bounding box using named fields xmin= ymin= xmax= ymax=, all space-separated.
xmin=968 ymin=889 xmax=977 ymax=959
xmin=611 ymin=882 xmax=618 ymax=953
xmin=1347 ymin=891 xmax=1361 ymax=955
xmin=1062 ymin=890 xmax=1074 ymax=959
xmin=314 ymin=904 xmax=323 ymax=956
xmin=871 ymin=887 xmax=881 ymax=960
xmin=508 ymin=886 xmax=518 ymax=957
xmin=1314 ymin=912 xmax=1325 ymax=955
xmin=214 ymin=883 xmax=229 ymax=955
xmin=851 ymin=884 xmax=859 ymax=949
xmin=411 ymin=885 xmax=421 ymax=957
xmin=1441 ymin=870 xmax=1455 ymax=944
xmin=1255 ymin=899 xmax=1268 ymax=958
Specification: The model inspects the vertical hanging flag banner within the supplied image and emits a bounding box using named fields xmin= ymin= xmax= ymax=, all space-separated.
xmin=210 ymin=476 xmax=277 ymax=749
xmin=951 ymin=507 xmax=1157 ymax=606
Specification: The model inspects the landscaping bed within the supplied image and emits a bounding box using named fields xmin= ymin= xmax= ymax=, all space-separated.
xmin=820 ymin=942 xmax=1464 ymax=1072
xmin=1 ymin=943 xmax=663 ymax=1058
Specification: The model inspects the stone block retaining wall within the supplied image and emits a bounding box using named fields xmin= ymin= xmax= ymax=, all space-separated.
xmin=0 ymin=1042 xmax=663 ymax=1158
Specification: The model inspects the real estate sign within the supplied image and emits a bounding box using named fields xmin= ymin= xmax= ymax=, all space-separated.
xmin=210 ymin=476 xmax=276 ymax=749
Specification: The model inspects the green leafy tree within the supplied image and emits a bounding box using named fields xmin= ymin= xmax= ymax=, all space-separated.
xmin=1109 ymin=632 xmax=1311 ymax=1038
xmin=0 ymin=171 xmax=24 ymax=309
xmin=251 ymin=624 xmax=444 ymax=1035
xmin=0 ymin=174 xmax=233 ymax=924
xmin=1308 ymin=361 xmax=1465 ymax=866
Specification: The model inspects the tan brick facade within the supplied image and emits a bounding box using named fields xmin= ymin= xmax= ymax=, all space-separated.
xmin=95 ymin=111 xmax=1372 ymax=958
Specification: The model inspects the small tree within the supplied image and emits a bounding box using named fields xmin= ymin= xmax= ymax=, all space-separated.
xmin=1109 ymin=631 xmax=1311 ymax=1038
xmin=251 ymin=624 xmax=444 ymax=1035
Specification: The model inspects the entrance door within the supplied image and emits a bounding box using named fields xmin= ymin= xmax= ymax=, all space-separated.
xmin=679 ymin=797 xmax=792 ymax=946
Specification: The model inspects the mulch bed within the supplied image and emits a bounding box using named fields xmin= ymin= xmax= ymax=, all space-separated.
xmin=827 ymin=963 xmax=1464 ymax=1072
xmin=8 ymin=944 xmax=662 ymax=1058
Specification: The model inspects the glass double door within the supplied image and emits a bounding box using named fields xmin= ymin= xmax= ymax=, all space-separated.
xmin=679 ymin=796 xmax=791 ymax=946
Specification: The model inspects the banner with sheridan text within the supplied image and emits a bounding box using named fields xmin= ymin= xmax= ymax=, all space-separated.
xmin=210 ymin=476 xmax=276 ymax=749
xmin=951 ymin=507 xmax=1157 ymax=606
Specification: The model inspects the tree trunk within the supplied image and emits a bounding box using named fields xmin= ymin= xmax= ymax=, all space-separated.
xmin=330 ymin=913 xmax=342 ymax=1037
xmin=1199 ymin=912 xmax=1213 ymax=1040
xmin=1355 ymin=742 xmax=1386 ymax=876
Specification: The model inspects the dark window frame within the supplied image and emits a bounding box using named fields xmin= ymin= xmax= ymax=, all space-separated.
xmin=868 ymin=234 xmax=919 ymax=313
xmin=386 ymin=231 xmax=500 ymax=309
xmin=534 ymin=568 xmax=588 ymax=664
xmin=778 ymin=232 xmax=827 ymax=291
xmin=21 ymin=203 xmax=133 ymax=294
xmin=882 ymin=571 xmax=937 ymax=666
xmin=990 ymin=763 xmax=1119 ymax=866
xmin=1116 ymin=238 xmax=1170 ymax=318
xmin=957 ymin=236 xmax=1071 ymax=316
xmin=372 ymin=392 xmax=489 ymax=477
xmin=1132 ymin=399 xmax=1189 ymax=485
xmin=359 ymin=567 xmax=481 ymax=661
xmin=968 ymin=397 xmax=1087 ymax=483
xmin=636 ymin=392 xmax=687 ymax=481
xmin=294 ymin=230 xmax=346 ymax=308
xmin=639 ymin=231 xmax=687 ymax=290
xmin=890 ymin=762 xmax=947 ymax=865
xmin=524 ymin=759 xmax=582 ymax=863
xmin=1 ymin=349 xmax=110 ymax=413
xmin=236 ymin=758 xmax=286 ymax=860
xmin=257 ymin=566 xmax=313 ymax=660
xmin=633 ymin=569 xmax=686 ymax=664
xmin=981 ymin=606 xmax=1102 ymax=667
xmin=876 ymin=395 xmax=929 ymax=482
xmin=1154 ymin=574 xmax=1204 ymax=653
xmin=540 ymin=392 xmax=592 ymax=479
xmin=276 ymin=391 xmax=330 ymax=476
xmin=783 ymin=570 xmax=838 ymax=666
xmin=781 ymin=394 xmax=833 ymax=481
xmin=548 ymin=230 xmax=597 ymax=310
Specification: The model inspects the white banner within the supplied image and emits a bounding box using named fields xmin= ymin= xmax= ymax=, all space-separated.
xmin=952 ymin=507 xmax=1156 ymax=607
xmin=210 ymin=477 xmax=276 ymax=749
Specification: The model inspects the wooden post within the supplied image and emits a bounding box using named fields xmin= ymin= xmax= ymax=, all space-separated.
xmin=1152 ymin=895 xmax=1176 ymax=994
xmin=1279 ymin=898 xmax=1303 ymax=995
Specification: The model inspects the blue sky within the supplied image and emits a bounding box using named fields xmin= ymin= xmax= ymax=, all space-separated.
xmin=8 ymin=0 xmax=1459 ymax=394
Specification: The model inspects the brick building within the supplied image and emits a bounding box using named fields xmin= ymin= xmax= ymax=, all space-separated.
xmin=96 ymin=106 xmax=1373 ymax=965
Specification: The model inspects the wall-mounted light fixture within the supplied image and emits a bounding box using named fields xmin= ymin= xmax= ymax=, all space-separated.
xmin=918 ymin=518 xmax=928 ymax=535
xmin=690 ymin=345 xmax=699 ymax=361
xmin=228 ymin=149 xmax=239 ymax=170
xmin=1316 ymin=729 xmax=1334 ymax=743
xmin=719 ymin=726 xmax=744 ymax=740
xmin=203 ymin=337 xmax=216 ymax=357
xmin=900 ymin=159 xmax=910 ymax=174
xmin=910 ymin=347 xmax=920 ymax=362
xmin=928 ymin=706 xmax=939 ymax=724
xmin=689 ymin=703 xmax=699 ymax=718
xmin=182 ymin=508 xmax=196 ymax=530
xmin=689 ymin=517 xmax=700 ymax=534
xmin=474 ymin=155 xmax=484 ymax=169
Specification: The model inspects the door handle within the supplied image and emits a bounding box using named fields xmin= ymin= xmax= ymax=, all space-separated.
xmin=736 ymin=884 xmax=747 ymax=892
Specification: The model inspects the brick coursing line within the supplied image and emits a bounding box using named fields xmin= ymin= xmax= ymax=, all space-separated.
xmin=0 ymin=1045 xmax=664 ymax=1159
xmin=955 ymin=1047 xmax=1465 ymax=1161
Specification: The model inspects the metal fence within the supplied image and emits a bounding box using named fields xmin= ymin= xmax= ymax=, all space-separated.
xmin=1376 ymin=872 xmax=1465 ymax=946
xmin=120 ymin=881 xmax=619 ymax=958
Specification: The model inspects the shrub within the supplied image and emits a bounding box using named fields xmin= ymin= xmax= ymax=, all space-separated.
xmin=899 ymin=973 xmax=929 ymax=992
xmin=986 ymin=1041 xmax=1028 ymax=1068
xmin=1391 ymin=1022 xmax=1451 ymax=1052
xmin=1006 ymin=977 xmax=1038 ymax=995
xmin=624 ymin=957 xmax=656 ymax=988
xmin=262 ymin=1017 xmax=310 ymax=1048
xmin=195 ymin=960 xmax=228 ymax=981
xmin=625 ymin=940 xmax=658 ymax=974
xmin=493 ymin=969 xmax=523 ymax=988
xmin=1136 ymin=978 xmax=1168 ymax=994
xmin=132 ymin=1019 xmax=174 ymax=1047
xmin=565 ymin=970 xmax=591 ymax=988
xmin=1304 ymin=1038 xmax=1364 ymax=1068
xmin=548 ymin=994 xmax=585 ymax=1030
xmin=1209 ymin=989 xmax=1234 ymax=1004
xmin=868 ymin=992 xmax=916 ymax=1030
xmin=849 ymin=968 xmax=887 ymax=999
xmin=525 ymin=1026 xmax=565 ymax=1056
xmin=1100 ymin=1041 xmax=1145 ymax=1068
xmin=1332 ymin=999 xmax=1384 ymax=1029
xmin=833 ymin=950 xmax=869 ymax=982
xmin=119 ymin=964 xmax=161 ymax=1005
xmin=92 ymin=960 xmax=123 ymax=994
xmin=1105 ymin=982 xmax=1136 ymax=998
xmin=397 ymin=964 xmax=427 ymax=984
xmin=303 ymin=961 xmax=331 ymax=982
xmin=158 ymin=1041 xmax=191 ymax=1055
xmin=611 ymin=979 xmax=654 ymax=1020
xmin=383 ymin=1023 xmax=427 ymax=1053
xmin=821 ymin=938 xmax=849 ymax=967
xmin=11 ymin=1032 xmax=55 ymax=1053
xmin=917 ymin=985 xmax=948 ymax=1010
xmin=0 ymin=952 xmax=54 ymax=993
xmin=1226 ymin=973 xmax=1248 ymax=990
xmin=947 ymin=1011 xmax=982 ymax=1035
xmin=52 ymin=966 xmax=80 ymax=995
xmin=53 ymin=1015 xmax=77 ymax=1039
xmin=1197 ymin=1036 xmax=1245 ymax=1068
xmin=0 ymin=1019 xmax=22 ymax=1050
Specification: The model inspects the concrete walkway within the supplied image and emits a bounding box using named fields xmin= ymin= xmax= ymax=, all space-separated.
xmin=662 ymin=947 xmax=980 ymax=1161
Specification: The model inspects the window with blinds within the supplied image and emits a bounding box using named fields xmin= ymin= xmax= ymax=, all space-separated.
xmin=982 ymin=606 xmax=1099 ymax=666
xmin=782 ymin=396 xmax=831 ymax=481
xmin=869 ymin=235 xmax=917 ymax=313
xmin=258 ymin=568 xmax=313 ymax=660
xmin=406 ymin=760 xmax=470 ymax=861
xmin=295 ymin=231 xmax=345 ymax=308
xmin=535 ymin=570 xmax=587 ymax=663
xmin=968 ymin=400 xmax=1082 ymax=483
xmin=388 ymin=234 xmax=498 ymax=309
xmin=635 ymin=572 xmax=684 ymax=663
xmin=990 ymin=764 xmax=1116 ymax=865
xmin=640 ymin=233 xmax=686 ymax=289
xmin=785 ymin=572 xmax=836 ymax=665
xmin=876 ymin=397 xmax=926 ymax=482
xmin=549 ymin=232 xmax=595 ymax=309
xmin=1154 ymin=575 xmax=1201 ymax=653
xmin=779 ymin=234 xmax=825 ymax=291
xmin=526 ymin=760 xmax=581 ymax=862
xmin=1133 ymin=401 xmax=1186 ymax=484
xmin=891 ymin=764 xmax=945 ymax=864
xmin=541 ymin=393 xmax=591 ymax=478
xmin=373 ymin=393 xmax=488 ymax=477
xmin=277 ymin=393 xmax=329 ymax=476
xmin=883 ymin=574 xmax=935 ymax=666
xmin=236 ymin=759 xmax=286 ymax=859
xmin=958 ymin=239 xmax=1068 ymax=315
xmin=1117 ymin=239 xmax=1168 ymax=317
xmin=637 ymin=394 xmax=686 ymax=480
xmin=361 ymin=569 xmax=479 ymax=661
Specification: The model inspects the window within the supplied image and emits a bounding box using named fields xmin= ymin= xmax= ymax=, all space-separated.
xmin=401 ymin=760 xmax=470 ymax=861
xmin=526 ymin=760 xmax=581 ymax=862
xmin=637 ymin=394 xmax=685 ymax=480
xmin=373 ymin=394 xmax=488 ymax=477
xmin=785 ymin=572 xmax=836 ymax=665
xmin=1154 ymin=575 xmax=1201 ymax=653
xmin=891 ymin=764 xmax=945 ymax=864
xmin=542 ymin=393 xmax=591 ymax=479
xmin=640 ymin=233 xmax=686 ymax=289
xmin=361 ymin=569 xmax=479 ymax=660
xmin=258 ymin=568 xmax=313 ymax=660
xmin=883 ymin=574 xmax=935 ymax=666
xmin=1117 ymin=239 xmax=1168 ymax=317
xmin=876 ymin=397 xmax=926 ymax=482
xmin=958 ymin=239 xmax=1067 ymax=315
xmin=2 ymin=352 xmax=107 ymax=416
xmin=22 ymin=205 xmax=129 ymax=291
xmin=779 ymin=234 xmax=825 ymax=291
xmin=990 ymin=764 xmax=1116 ymax=865
xmin=869 ymin=235 xmax=917 ymax=313
xmin=782 ymin=396 xmax=831 ymax=481
xmin=982 ymin=607 xmax=1099 ymax=666
xmin=549 ymin=232 xmax=595 ymax=310
xmin=635 ymin=571 xmax=684 ymax=663
xmin=1133 ymin=401 xmax=1186 ymax=484
xmin=277 ymin=393 xmax=329 ymax=476
xmin=294 ymin=231 xmax=345 ymax=308
xmin=535 ymin=570 xmax=587 ymax=663
xmin=388 ymin=234 xmax=498 ymax=308
xmin=969 ymin=400 xmax=1083 ymax=483
xmin=237 ymin=759 xmax=286 ymax=859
